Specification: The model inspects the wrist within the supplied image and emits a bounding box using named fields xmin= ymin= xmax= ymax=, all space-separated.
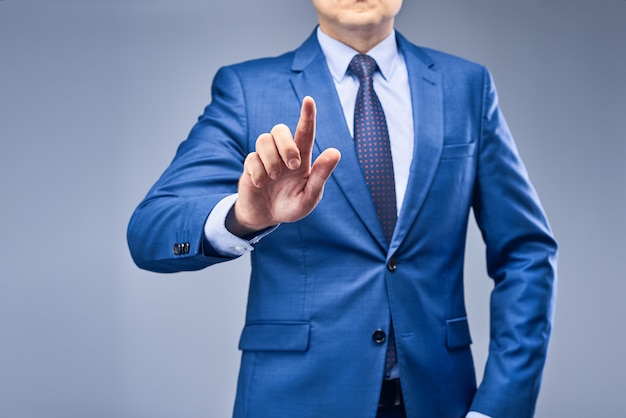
xmin=225 ymin=200 xmax=274 ymax=238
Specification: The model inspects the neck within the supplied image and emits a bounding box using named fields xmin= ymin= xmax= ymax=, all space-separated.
xmin=318 ymin=22 xmax=394 ymax=54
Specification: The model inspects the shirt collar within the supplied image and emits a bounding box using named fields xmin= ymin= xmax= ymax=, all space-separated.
xmin=316 ymin=26 xmax=399 ymax=83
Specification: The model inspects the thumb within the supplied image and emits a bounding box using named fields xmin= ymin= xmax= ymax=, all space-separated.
xmin=306 ymin=148 xmax=341 ymax=197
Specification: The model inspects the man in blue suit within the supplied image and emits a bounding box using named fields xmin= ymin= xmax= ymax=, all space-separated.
xmin=128 ymin=1 xmax=557 ymax=417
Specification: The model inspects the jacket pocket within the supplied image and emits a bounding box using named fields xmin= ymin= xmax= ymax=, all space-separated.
xmin=238 ymin=322 xmax=310 ymax=352
xmin=446 ymin=317 xmax=473 ymax=349
xmin=440 ymin=142 xmax=476 ymax=160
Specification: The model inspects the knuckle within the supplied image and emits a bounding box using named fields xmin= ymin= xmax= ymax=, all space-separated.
xmin=255 ymin=133 xmax=272 ymax=149
xmin=271 ymin=125 xmax=295 ymax=146
xmin=270 ymin=123 xmax=290 ymax=136
xmin=244 ymin=151 xmax=260 ymax=167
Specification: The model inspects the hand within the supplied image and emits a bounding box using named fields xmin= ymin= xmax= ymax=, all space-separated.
xmin=226 ymin=96 xmax=341 ymax=237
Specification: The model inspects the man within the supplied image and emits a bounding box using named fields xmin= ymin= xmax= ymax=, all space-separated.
xmin=127 ymin=1 xmax=557 ymax=417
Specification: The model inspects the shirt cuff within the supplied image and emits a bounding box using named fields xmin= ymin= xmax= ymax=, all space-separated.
xmin=466 ymin=412 xmax=492 ymax=418
xmin=204 ymin=194 xmax=277 ymax=257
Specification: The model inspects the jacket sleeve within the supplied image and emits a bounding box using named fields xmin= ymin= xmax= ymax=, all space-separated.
xmin=469 ymin=68 xmax=558 ymax=417
xmin=127 ymin=66 xmax=251 ymax=273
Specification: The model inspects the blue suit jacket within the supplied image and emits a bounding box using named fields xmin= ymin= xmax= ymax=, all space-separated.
xmin=128 ymin=31 xmax=557 ymax=418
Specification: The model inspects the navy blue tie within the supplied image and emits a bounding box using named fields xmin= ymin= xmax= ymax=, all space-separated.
xmin=349 ymin=54 xmax=398 ymax=378
xmin=349 ymin=54 xmax=397 ymax=243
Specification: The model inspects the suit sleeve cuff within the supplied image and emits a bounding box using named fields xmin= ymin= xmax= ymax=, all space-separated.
xmin=204 ymin=194 xmax=277 ymax=256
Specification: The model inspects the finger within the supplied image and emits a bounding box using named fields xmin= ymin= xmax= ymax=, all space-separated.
xmin=270 ymin=124 xmax=301 ymax=171
xmin=306 ymin=148 xmax=341 ymax=197
xmin=293 ymin=96 xmax=317 ymax=169
xmin=255 ymin=132 xmax=283 ymax=180
xmin=243 ymin=151 xmax=270 ymax=188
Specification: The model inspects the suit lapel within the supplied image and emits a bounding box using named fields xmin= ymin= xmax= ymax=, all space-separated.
xmin=290 ymin=32 xmax=387 ymax=248
xmin=288 ymin=32 xmax=445 ymax=252
xmin=390 ymin=35 xmax=444 ymax=253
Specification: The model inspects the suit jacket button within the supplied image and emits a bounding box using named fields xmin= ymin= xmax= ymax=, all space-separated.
xmin=387 ymin=257 xmax=398 ymax=272
xmin=372 ymin=329 xmax=386 ymax=344
xmin=173 ymin=244 xmax=181 ymax=255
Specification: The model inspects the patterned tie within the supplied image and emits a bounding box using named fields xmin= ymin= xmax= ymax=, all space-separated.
xmin=349 ymin=54 xmax=398 ymax=378
xmin=349 ymin=54 xmax=397 ymax=243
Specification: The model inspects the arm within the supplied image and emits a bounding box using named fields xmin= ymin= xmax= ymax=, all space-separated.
xmin=127 ymin=66 xmax=249 ymax=272
xmin=469 ymin=69 xmax=558 ymax=417
xmin=127 ymin=66 xmax=339 ymax=273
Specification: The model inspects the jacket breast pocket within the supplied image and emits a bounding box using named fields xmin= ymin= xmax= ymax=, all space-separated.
xmin=440 ymin=142 xmax=476 ymax=160
xmin=238 ymin=322 xmax=310 ymax=352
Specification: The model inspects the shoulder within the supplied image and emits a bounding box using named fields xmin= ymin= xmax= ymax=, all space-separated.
xmin=397 ymin=32 xmax=488 ymax=80
xmin=216 ymin=30 xmax=321 ymax=82
xmin=208 ymin=49 xmax=301 ymax=99
xmin=207 ymin=50 xmax=297 ymax=102
xmin=225 ymin=50 xmax=296 ymax=77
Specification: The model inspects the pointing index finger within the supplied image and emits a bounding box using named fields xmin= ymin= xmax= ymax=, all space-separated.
xmin=293 ymin=96 xmax=317 ymax=168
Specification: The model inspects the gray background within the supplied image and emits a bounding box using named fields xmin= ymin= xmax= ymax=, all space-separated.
xmin=1 ymin=0 xmax=624 ymax=417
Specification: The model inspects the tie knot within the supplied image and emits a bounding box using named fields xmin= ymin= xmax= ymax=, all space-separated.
xmin=348 ymin=54 xmax=378 ymax=82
